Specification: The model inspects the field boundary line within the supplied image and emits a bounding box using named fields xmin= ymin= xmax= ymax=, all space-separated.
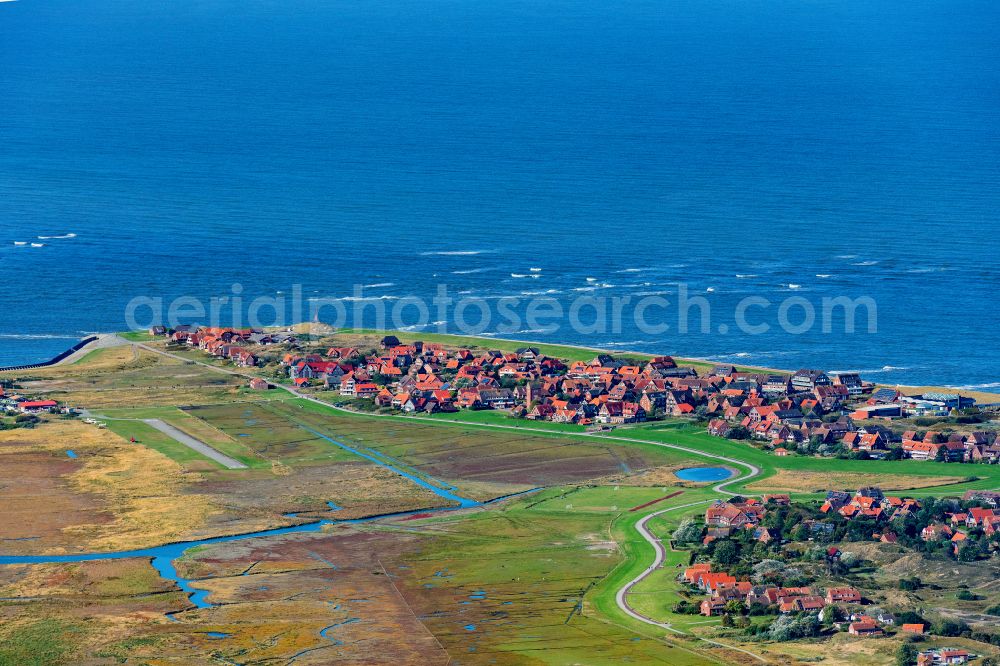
xmin=376 ymin=558 xmax=452 ymax=665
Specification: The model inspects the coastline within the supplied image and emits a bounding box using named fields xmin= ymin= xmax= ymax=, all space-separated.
xmin=4 ymin=328 xmax=999 ymax=404
xmin=0 ymin=333 xmax=128 ymax=372
xmin=335 ymin=327 xmax=1000 ymax=404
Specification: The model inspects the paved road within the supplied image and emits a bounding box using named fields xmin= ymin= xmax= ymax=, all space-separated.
xmin=142 ymin=418 xmax=247 ymax=470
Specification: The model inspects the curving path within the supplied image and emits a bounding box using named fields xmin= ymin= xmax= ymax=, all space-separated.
xmin=613 ymin=497 xmax=767 ymax=662
xmin=615 ymin=499 xmax=714 ymax=636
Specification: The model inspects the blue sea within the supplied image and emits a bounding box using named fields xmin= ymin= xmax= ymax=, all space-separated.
xmin=1 ymin=0 xmax=998 ymax=389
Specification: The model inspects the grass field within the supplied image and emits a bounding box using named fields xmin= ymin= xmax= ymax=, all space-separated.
xmin=389 ymin=485 xmax=723 ymax=665
xmin=283 ymin=398 xmax=1000 ymax=502
xmin=744 ymin=469 xmax=968 ymax=493
xmin=273 ymin=398 xmax=701 ymax=499
xmin=0 ymin=619 xmax=81 ymax=666
xmin=96 ymin=404 xmax=273 ymax=470
xmin=417 ymin=407 xmax=595 ymax=432
xmin=582 ymin=487 xmax=721 ymax=634
xmin=0 ymin=420 xmax=222 ymax=552
xmin=5 ymin=347 xmax=257 ymax=408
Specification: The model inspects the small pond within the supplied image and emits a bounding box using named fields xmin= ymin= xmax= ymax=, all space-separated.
xmin=675 ymin=467 xmax=733 ymax=482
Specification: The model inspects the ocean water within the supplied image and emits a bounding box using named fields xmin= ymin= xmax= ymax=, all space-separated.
xmin=1 ymin=0 xmax=998 ymax=388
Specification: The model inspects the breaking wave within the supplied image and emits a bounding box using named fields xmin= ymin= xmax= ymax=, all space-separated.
xmin=829 ymin=365 xmax=909 ymax=375
xmin=419 ymin=250 xmax=488 ymax=256
xmin=947 ymin=382 xmax=1000 ymax=391
xmin=0 ymin=333 xmax=81 ymax=340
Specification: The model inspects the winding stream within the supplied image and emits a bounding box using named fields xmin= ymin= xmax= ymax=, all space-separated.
xmin=0 ymin=428 xmax=504 ymax=613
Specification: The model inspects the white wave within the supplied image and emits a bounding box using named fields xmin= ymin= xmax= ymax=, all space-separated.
xmin=30 ymin=243 xmax=45 ymax=248
xmin=398 ymin=320 xmax=448 ymax=332
xmin=585 ymin=277 xmax=598 ymax=283
xmin=515 ymin=328 xmax=554 ymax=335
xmin=332 ymin=295 xmax=400 ymax=302
xmin=451 ymin=267 xmax=491 ymax=275
xmin=829 ymin=365 xmax=909 ymax=375
xmin=616 ymin=268 xmax=644 ymax=273
xmin=602 ymin=340 xmax=644 ymax=347
xmin=735 ymin=274 xmax=757 ymax=279
xmin=836 ymin=254 xmax=858 ymax=259
xmin=783 ymin=283 xmax=802 ymax=289
xmin=815 ymin=274 xmax=833 ymax=278
xmin=852 ymin=260 xmax=879 ymax=266
xmin=0 ymin=333 xmax=81 ymax=340
xmin=419 ymin=250 xmax=487 ymax=256
xmin=362 ymin=282 xmax=395 ymax=288
xmin=947 ymin=382 xmax=1000 ymax=391
xmin=13 ymin=241 xmax=27 ymax=246
xmin=572 ymin=286 xmax=597 ymax=292
xmin=706 ymin=287 xmax=716 ymax=292
xmin=710 ymin=350 xmax=802 ymax=362
xmin=634 ymin=290 xmax=671 ymax=296
xmin=37 ymin=233 xmax=77 ymax=240
xmin=520 ymin=289 xmax=562 ymax=296
xmin=529 ymin=267 xmax=542 ymax=272
xmin=905 ymin=267 xmax=950 ymax=274
xmin=510 ymin=273 xmax=541 ymax=279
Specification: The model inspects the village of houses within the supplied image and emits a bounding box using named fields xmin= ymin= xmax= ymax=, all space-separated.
xmin=686 ymin=485 xmax=1000 ymax=664
xmin=156 ymin=326 xmax=1000 ymax=468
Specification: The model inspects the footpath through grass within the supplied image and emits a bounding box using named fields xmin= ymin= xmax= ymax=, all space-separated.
xmin=379 ymin=484 xmax=723 ymax=665
xmin=585 ymin=487 xmax=717 ymax=633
